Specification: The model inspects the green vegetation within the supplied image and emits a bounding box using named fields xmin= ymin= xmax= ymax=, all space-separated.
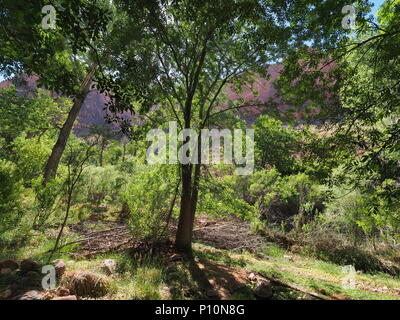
xmin=0 ymin=0 xmax=399 ymax=301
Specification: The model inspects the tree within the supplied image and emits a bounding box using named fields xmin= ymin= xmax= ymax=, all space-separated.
xmin=254 ymin=115 xmax=300 ymax=174
xmin=87 ymin=124 xmax=120 ymax=167
xmin=98 ymin=0 xmax=369 ymax=252
xmin=277 ymin=0 xmax=399 ymax=209
xmin=51 ymin=139 xmax=96 ymax=256
xmin=0 ymin=0 xmax=113 ymax=182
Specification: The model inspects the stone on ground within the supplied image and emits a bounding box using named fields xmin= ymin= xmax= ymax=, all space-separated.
xmin=253 ymin=280 xmax=273 ymax=299
xmin=20 ymin=259 xmax=41 ymax=273
xmin=53 ymin=259 xmax=66 ymax=277
xmin=0 ymin=260 xmax=19 ymax=272
xmin=61 ymin=271 xmax=109 ymax=298
xmin=0 ymin=289 xmax=13 ymax=300
xmin=52 ymin=295 xmax=77 ymax=300
xmin=101 ymin=259 xmax=116 ymax=275
xmin=17 ymin=290 xmax=45 ymax=300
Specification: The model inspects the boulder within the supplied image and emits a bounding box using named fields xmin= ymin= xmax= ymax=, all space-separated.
xmin=61 ymin=271 xmax=109 ymax=298
xmin=18 ymin=290 xmax=45 ymax=300
xmin=21 ymin=271 xmax=42 ymax=288
xmin=0 ymin=260 xmax=19 ymax=271
xmin=0 ymin=289 xmax=13 ymax=300
xmin=160 ymin=286 xmax=171 ymax=299
xmin=253 ymin=280 xmax=273 ymax=299
xmin=52 ymin=295 xmax=77 ymax=300
xmin=20 ymin=259 xmax=41 ymax=273
xmin=101 ymin=259 xmax=116 ymax=275
xmin=248 ymin=272 xmax=257 ymax=282
xmin=0 ymin=268 xmax=12 ymax=275
xmin=53 ymin=259 xmax=66 ymax=277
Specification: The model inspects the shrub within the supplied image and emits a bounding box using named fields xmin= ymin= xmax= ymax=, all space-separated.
xmin=13 ymin=135 xmax=52 ymax=183
xmin=81 ymin=165 xmax=126 ymax=205
xmin=121 ymin=164 xmax=179 ymax=240
xmin=0 ymin=160 xmax=24 ymax=239
xmin=248 ymin=169 xmax=329 ymax=230
xmin=254 ymin=115 xmax=301 ymax=174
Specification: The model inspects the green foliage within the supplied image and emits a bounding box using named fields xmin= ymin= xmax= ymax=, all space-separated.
xmin=121 ymin=164 xmax=179 ymax=240
xmin=31 ymin=177 xmax=63 ymax=230
xmin=198 ymin=172 xmax=256 ymax=220
xmin=0 ymin=160 xmax=23 ymax=239
xmin=13 ymin=135 xmax=52 ymax=183
xmin=248 ymin=169 xmax=329 ymax=228
xmin=0 ymin=87 xmax=67 ymax=151
xmin=254 ymin=115 xmax=300 ymax=174
xmin=82 ymin=165 xmax=126 ymax=205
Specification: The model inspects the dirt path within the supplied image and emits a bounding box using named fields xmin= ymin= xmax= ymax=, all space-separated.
xmin=68 ymin=216 xmax=265 ymax=257
xmin=192 ymin=216 xmax=265 ymax=252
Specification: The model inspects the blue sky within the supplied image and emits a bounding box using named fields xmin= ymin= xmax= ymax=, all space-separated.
xmin=371 ymin=0 xmax=386 ymax=14
xmin=0 ymin=0 xmax=389 ymax=83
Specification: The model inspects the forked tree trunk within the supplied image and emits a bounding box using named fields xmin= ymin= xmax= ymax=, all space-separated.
xmin=175 ymin=141 xmax=202 ymax=252
xmin=43 ymin=65 xmax=97 ymax=183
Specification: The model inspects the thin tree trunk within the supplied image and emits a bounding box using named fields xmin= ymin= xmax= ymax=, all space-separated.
xmin=43 ymin=65 xmax=97 ymax=183
xmin=122 ymin=143 xmax=127 ymax=162
xmin=51 ymin=188 xmax=72 ymax=258
xmin=99 ymin=140 xmax=105 ymax=167
xmin=175 ymin=163 xmax=193 ymax=252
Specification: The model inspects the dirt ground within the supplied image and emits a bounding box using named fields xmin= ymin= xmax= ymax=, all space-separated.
xmin=68 ymin=215 xmax=264 ymax=258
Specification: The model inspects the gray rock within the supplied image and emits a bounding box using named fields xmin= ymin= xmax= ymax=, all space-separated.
xmin=253 ymin=280 xmax=273 ymax=299
xmin=101 ymin=259 xmax=116 ymax=275
xmin=0 ymin=260 xmax=19 ymax=271
xmin=0 ymin=268 xmax=12 ymax=275
xmin=53 ymin=259 xmax=66 ymax=277
xmin=21 ymin=271 xmax=42 ymax=288
xmin=52 ymin=295 xmax=77 ymax=300
xmin=0 ymin=289 xmax=13 ymax=300
xmin=20 ymin=259 xmax=41 ymax=273
xmin=18 ymin=290 xmax=44 ymax=300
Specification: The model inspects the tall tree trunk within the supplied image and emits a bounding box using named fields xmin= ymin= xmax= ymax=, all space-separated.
xmin=189 ymin=163 xmax=201 ymax=239
xmin=43 ymin=66 xmax=97 ymax=183
xmin=175 ymin=163 xmax=193 ymax=252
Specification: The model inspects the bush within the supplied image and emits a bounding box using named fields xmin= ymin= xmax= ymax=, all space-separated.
xmin=81 ymin=165 xmax=126 ymax=205
xmin=198 ymin=171 xmax=256 ymax=220
xmin=248 ymin=169 xmax=329 ymax=230
xmin=0 ymin=160 xmax=24 ymax=239
xmin=31 ymin=177 xmax=63 ymax=230
xmin=13 ymin=135 xmax=52 ymax=183
xmin=121 ymin=164 xmax=179 ymax=240
xmin=254 ymin=115 xmax=300 ymax=174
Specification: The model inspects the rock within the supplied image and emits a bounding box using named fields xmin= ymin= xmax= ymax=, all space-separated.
xmin=20 ymin=259 xmax=41 ymax=273
xmin=53 ymin=259 xmax=66 ymax=277
xmin=52 ymin=295 xmax=77 ymax=300
xmin=0 ymin=260 xmax=19 ymax=271
xmin=61 ymin=271 xmax=109 ymax=297
xmin=21 ymin=271 xmax=42 ymax=288
xmin=206 ymin=289 xmax=219 ymax=298
xmin=101 ymin=259 xmax=116 ymax=275
xmin=248 ymin=272 xmax=257 ymax=282
xmin=253 ymin=280 xmax=273 ymax=299
xmin=18 ymin=290 xmax=44 ymax=300
xmin=0 ymin=289 xmax=13 ymax=300
xmin=284 ymin=255 xmax=294 ymax=262
xmin=160 ymin=286 xmax=171 ymax=299
xmin=0 ymin=268 xmax=12 ymax=275
xmin=56 ymin=286 xmax=70 ymax=297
